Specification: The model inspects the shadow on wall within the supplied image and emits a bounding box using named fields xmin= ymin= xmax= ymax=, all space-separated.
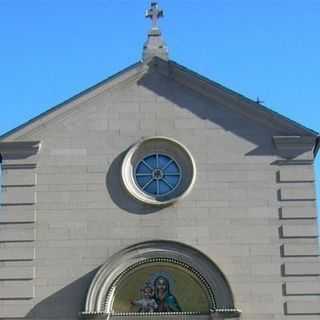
xmin=104 ymin=62 xmax=290 ymax=215
xmin=26 ymin=269 xmax=98 ymax=319
xmin=137 ymin=60 xmax=288 ymax=157
xmin=106 ymin=150 xmax=169 ymax=215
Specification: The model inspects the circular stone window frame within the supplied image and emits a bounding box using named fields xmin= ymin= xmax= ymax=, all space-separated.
xmin=122 ymin=136 xmax=196 ymax=206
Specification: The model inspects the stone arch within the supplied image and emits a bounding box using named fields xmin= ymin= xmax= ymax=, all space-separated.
xmin=81 ymin=241 xmax=240 ymax=318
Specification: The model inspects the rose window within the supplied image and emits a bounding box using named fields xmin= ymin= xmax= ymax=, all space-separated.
xmin=135 ymin=154 xmax=181 ymax=196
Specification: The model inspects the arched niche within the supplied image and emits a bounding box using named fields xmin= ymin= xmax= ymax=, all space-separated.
xmin=80 ymin=241 xmax=241 ymax=319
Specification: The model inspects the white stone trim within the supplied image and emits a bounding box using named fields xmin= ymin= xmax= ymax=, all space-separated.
xmin=82 ymin=241 xmax=238 ymax=318
xmin=121 ymin=136 xmax=196 ymax=205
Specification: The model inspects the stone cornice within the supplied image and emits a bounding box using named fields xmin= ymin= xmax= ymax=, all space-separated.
xmin=0 ymin=141 xmax=41 ymax=159
xmin=273 ymin=136 xmax=316 ymax=160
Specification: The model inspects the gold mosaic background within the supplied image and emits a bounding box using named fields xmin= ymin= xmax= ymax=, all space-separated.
xmin=111 ymin=261 xmax=211 ymax=313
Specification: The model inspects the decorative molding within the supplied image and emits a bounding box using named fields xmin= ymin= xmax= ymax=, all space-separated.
xmin=0 ymin=141 xmax=41 ymax=159
xmin=80 ymin=308 xmax=242 ymax=319
xmin=0 ymin=140 xmax=39 ymax=315
xmin=273 ymin=136 xmax=316 ymax=160
xmin=82 ymin=241 xmax=238 ymax=318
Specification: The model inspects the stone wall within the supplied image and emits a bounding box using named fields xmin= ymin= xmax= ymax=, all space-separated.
xmin=0 ymin=64 xmax=318 ymax=319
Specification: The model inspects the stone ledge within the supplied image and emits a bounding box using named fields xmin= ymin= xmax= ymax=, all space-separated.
xmin=282 ymin=244 xmax=319 ymax=257
xmin=285 ymin=300 xmax=320 ymax=315
xmin=280 ymin=225 xmax=318 ymax=239
xmin=283 ymin=262 xmax=320 ymax=276
xmin=280 ymin=207 xmax=317 ymax=220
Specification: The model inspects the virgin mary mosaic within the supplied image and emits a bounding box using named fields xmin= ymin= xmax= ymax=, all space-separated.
xmin=109 ymin=260 xmax=214 ymax=313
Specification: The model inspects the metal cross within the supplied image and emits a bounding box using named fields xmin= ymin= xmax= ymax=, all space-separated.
xmin=146 ymin=2 xmax=164 ymax=29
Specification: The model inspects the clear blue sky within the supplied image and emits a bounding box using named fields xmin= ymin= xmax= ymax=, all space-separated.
xmin=0 ymin=0 xmax=319 ymax=209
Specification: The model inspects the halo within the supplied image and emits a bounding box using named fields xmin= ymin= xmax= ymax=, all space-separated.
xmin=148 ymin=271 xmax=176 ymax=292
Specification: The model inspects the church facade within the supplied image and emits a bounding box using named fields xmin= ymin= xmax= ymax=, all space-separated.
xmin=0 ymin=3 xmax=319 ymax=320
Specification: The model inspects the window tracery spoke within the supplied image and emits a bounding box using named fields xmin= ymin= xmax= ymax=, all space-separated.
xmin=162 ymin=159 xmax=173 ymax=170
xmin=142 ymin=178 xmax=154 ymax=190
xmin=162 ymin=177 xmax=174 ymax=189
xmin=142 ymin=160 xmax=153 ymax=170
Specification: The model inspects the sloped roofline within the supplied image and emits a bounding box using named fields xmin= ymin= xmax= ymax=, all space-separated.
xmin=0 ymin=61 xmax=143 ymax=141
xmin=168 ymin=60 xmax=318 ymax=137
xmin=1 ymin=58 xmax=318 ymax=144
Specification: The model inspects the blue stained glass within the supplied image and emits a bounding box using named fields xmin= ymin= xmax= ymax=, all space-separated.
xmin=164 ymin=175 xmax=180 ymax=186
xmin=165 ymin=162 xmax=179 ymax=173
xmin=136 ymin=176 xmax=152 ymax=187
xmin=144 ymin=155 xmax=156 ymax=168
xmin=159 ymin=180 xmax=171 ymax=194
xmin=158 ymin=154 xmax=171 ymax=168
xmin=144 ymin=180 xmax=157 ymax=194
xmin=135 ymin=153 xmax=181 ymax=196
xmin=136 ymin=162 xmax=152 ymax=174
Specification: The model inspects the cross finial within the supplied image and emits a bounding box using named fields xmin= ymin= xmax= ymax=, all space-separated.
xmin=142 ymin=2 xmax=168 ymax=61
xmin=146 ymin=2 xmax=164 ymax=29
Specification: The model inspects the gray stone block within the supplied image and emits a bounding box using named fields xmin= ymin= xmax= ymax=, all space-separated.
xmin=1 ymin=168 xmax=36 ymax=186
xmin=281 ymin=225 xmax=318 ymax=238
xmin=0 ymin=247 xmax=35 ymax=261
xmin=279 ymin=166 xmax=314 ymax=182
xmin=0 ymin=267 xmax=34 ymax=280
xmin=285 ymin=280 xmax=320 ymax=295
xmin=282 ymin=244 xmax=320 ymax=257
xmin=0 ymin=206 xmax=35 ymax=223
xmin=0 ymin=226 xmax=35 ymax=242
xmin=285 ymin=300 xmax=320 ymax=315
xmin=284 ymin=262 xmax=320 ymax=276
xmin=0 ymin=301 xmax=34 ymax=318
xmin=280 ymin=185 xmax=316 ymax=201
xmin=0 ymin=281 xmax=34 ymax=299
xmin=280 ymin=207 xmax=317 ymax=219
xmin=0 ymin=187 xmax=35 ymax=205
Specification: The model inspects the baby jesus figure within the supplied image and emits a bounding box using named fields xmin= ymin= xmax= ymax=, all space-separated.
xmin=131 ymin=282 xmax=158 ymax=313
